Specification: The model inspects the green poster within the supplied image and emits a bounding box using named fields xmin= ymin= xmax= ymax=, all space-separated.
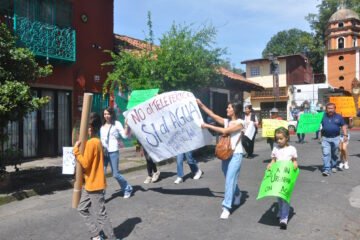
xmin=296 ymin=112 xmax=324 ymax=134
xmin=257 ymin=161 xmax=300 ymax=203
xmin=126 ymin=89 xmax=159 ymax=110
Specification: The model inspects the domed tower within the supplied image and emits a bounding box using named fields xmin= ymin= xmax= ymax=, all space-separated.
xmin=324 ymin=3 xmax=360 ymax=92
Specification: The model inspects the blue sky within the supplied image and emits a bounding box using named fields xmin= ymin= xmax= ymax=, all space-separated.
xmin=114 ymin=0 xmax=319 ymax=69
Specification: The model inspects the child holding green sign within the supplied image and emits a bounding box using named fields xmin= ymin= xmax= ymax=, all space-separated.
xmin=266 ymin=127 xmax=298 ymax=230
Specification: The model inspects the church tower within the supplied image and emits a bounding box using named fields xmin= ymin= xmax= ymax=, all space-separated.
xmin=324 ymin=3 xmax=360 ymax=92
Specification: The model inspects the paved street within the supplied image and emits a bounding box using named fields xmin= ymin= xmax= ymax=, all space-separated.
xmin=1 ymin=132 xmax=360 ymax=240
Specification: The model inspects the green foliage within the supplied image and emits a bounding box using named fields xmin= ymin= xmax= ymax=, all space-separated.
xmin=0 ymin=23 xmax=52 ymax=164
xmin=156 ymin=23 xmax=225 ymax=91
xmin=262 ymin=28 xmax=322 ymax=72
xmin=305 ymin=0 xmax=360 ymax=73
xmin=262 ymin=29 xmax=315 ymax=57
xmin=103 ymin=22 xmax=225 ymax=94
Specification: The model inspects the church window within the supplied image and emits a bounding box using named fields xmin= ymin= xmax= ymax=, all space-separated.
xmin=338 ymin=37 xmax=344 ymax=49
xmin=353 ymin=36 xmax=357 ymax=47
xmin=338 ymin=22 xmax=344 ymax=28
xmin=339 ymin=56 xmax=344 ymax=60
xmin=339 ymin=66 xmax=344 ymax=71
xmin=339 ymin=76 xmax=344 ymax=81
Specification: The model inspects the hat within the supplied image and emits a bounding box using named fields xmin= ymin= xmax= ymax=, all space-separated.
xmin=270 ymin=107 xmax=279 ymax=113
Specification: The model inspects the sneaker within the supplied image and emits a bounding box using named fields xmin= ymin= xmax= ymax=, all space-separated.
xmin=193 ymin=169 xmax=203 ymax=180
xmin=123 ymin=187 xmax=133 ymax=199
xmin=152 ymin=171 xmax=160 ymax=182
xmin=322 ymin=171 xmax=330 ymax=177
xmin=233 ymin=192 xmax=242 ymax=206
xmin=279 ymin=220 xmax=288 ymax=230
xmin=144 ymin=176 xmax=152 ymax=184
xmin=91 ymin=236 xmax=103 ymax=240
xmin=174 ymin=177 xmax=183 ymax=184
xmin=338 ymin=162 xmax=344 ymax=170
xmin=220 ymin=207 xmax=230 ymax=219
xmin=331 ymin=168 xmax=337 ymax=173
xmin=344 ymin=162 xmax=349 ymax=170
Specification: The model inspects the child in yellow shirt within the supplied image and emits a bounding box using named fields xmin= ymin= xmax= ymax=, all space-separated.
xmin=74 ymin=112 xmax=120 ymax=240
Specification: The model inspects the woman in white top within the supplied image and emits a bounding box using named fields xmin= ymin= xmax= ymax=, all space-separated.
xmin=197 ymin=99 xmax=244 ymax=219
xmin=101 ymin=107 xmax=133 ymax=198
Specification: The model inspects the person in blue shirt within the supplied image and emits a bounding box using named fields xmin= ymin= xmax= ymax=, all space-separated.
xmin=320 ymin=103 xmax=348 ymax=176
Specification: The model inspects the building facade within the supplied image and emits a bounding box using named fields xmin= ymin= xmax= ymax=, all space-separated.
xmin=1 ymin=0 xmax=113 ymax=157
xmin=241 ymin=54 xmax=313 ymax=120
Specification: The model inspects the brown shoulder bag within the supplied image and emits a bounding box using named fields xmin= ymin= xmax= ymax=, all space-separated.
xmin=215 ymin=134 xmax=241 ymax=160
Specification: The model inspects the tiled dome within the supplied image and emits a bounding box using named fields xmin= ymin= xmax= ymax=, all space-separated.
xmin=329 ymin=8 xmax=359 ymax=22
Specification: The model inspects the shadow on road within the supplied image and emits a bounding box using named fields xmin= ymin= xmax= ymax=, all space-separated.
xmin=155 ymin=171 xmax=177 ymax=181
xmin=105 ymin=185 xmax=147 ymax=203
xmin=114 ymin=217 xmax=142 ymax=239
xmin=232 ymin=190 xmax=249 ymax=212
xmin=148 ymin=187 xmax=222 ymax=198
xmin=258 ymin=202 xmax=295 ymax=226
xmin=298 ymin=164 xmax=322 ymax=172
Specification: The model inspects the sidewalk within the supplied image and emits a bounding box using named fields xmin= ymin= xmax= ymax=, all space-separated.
xmin=0 ymin=146 xmax=176 ymax=205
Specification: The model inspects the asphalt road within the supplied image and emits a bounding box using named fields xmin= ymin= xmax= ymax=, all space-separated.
xmin=1 ymin=132 xmax=360 ymax=240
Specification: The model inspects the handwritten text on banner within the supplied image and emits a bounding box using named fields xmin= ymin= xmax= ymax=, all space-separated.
xmin=257 ymin=161 xmax=300 ymax=203
xmin=124 ymin=91 xmax=212 ymax=162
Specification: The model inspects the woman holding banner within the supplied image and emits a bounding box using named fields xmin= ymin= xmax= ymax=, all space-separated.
xmin=241 ymin=105 xmax=259 ymax=158
xmin=197 ymin=99 xmax=244 ymax=219
xmin=101 ymin=107 xmax=133 ymax=198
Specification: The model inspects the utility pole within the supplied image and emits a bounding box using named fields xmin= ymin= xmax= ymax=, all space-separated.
xmin=268 ymin=53 xmax=279 ymax=108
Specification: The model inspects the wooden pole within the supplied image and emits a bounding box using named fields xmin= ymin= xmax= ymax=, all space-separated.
xmin=72 ymin=93 xmax=93 ymax=208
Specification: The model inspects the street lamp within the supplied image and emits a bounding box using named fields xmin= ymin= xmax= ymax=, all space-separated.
xmin=351 ymin=78 xmax=360 ymax=116
xmin=268 ymin=54 xmax=280 ymax=108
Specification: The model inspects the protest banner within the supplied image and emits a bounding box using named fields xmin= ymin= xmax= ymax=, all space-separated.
xmin=329 ymin=96 xmax=356 ymax=117
xmin=62 ymin=147 xmax=75 ymax=174
xmin=124 ymin=91 xmax=212 ymax=162
xmin=245 ymin=121 xmax=256 ymax=140
xmin=296 ymin=112 xmax=324 ymax=134
xmin=257 ymin=161 xmax=300 ymax=203
xmin=261 ymin=119 xmax=288 ymax=138
xmin=127 ymin=88 xmax=159 ymax=110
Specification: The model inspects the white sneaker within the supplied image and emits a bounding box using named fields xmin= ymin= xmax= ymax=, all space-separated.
xmin=193 ymin=169 xmax=203 ymax=180
xmin=144 ymin=176 xmax=152 ymax=184
xmin=233 ymin=192 xmax=242 ymax=206
xmin=344 ymin=162 xmax=349 ymax=169
xmin=123 ymin=187 xmax=133 ymax=199
xmin=174 ymin=177 xmax=183 ymax=184
xmin=338 ymin=162 xmax=344 ymax=170
xmin=152 ymin=171 xmax=160 ymax=182
xmin=220 ymin=207 xmax=230 ymax=219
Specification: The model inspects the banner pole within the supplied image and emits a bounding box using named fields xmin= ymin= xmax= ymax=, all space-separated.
xmin=72 ymin=93 xmax=93 ymax=208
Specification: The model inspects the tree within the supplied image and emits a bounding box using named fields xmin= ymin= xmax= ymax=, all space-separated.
xmin=0 ymin=23 xmax=52 ymax=168
xmin=155 ymin=23 xmax=225 ymax=91
xmin=305 ymin=0 xmax=360 ymax=73
xmin=103 ymin=17 xmax=225 ymax=93
xmin=262 ymin=28 xmax=321 ymax=72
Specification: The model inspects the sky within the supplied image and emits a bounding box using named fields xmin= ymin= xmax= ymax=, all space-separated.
xmin=114 ymin=0 xmax=320 ymax=69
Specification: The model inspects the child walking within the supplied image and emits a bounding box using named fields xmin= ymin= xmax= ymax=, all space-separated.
xmin=73 ymin=112 xmax=120 ymax=240
xmin=266 ymin=127 xmax=298 ymax=230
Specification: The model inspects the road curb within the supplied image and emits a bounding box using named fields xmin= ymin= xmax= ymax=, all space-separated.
xmin=0 ymin=157 xmax=178 ymax=206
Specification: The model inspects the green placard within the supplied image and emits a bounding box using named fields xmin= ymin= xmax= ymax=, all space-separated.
xmin=127 ymin=89 xmax=159 ymax=110
xmin=257 ymin=161 xmax=299 ymax=203
xmin=296 ymin=112 xmax=324 ymax=134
